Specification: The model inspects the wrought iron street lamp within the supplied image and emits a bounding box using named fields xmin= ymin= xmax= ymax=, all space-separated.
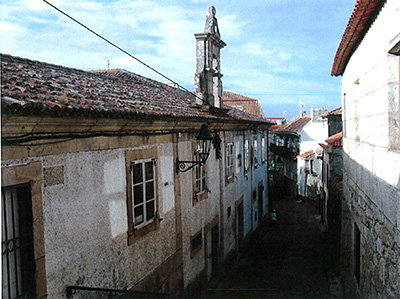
xmin=176 ymin=124 xmax=214 ymax=173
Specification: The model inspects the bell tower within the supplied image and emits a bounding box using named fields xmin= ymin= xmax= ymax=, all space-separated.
xmin=194 ymin=6 xmax=226 ymax=108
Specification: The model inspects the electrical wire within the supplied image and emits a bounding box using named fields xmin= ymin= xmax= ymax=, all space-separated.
xmin=41 ymin=0 xmax=200 ymax=101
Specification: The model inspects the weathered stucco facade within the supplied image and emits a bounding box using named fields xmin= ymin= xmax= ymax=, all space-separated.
xmin=1 ymin=7 xmax=272 ymax=298
xmin=332 ymin=0 xmax=400 ymax=297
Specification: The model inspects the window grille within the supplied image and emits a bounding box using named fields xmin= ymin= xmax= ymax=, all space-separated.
xmin=2 ymin=184 xmax=36 ymax=299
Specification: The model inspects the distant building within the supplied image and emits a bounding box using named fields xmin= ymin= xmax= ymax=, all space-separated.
xmin=332 ymin=0 xmax=400 ymax=297
xmin=222 ymin=91 xmax=265 ymax=118
xmin=321 ymin=107 xmax=342 ymax=137
xmin=271 ymin=107 xmax=332 ymax=206
xmin=319 ymin=131 xmax=343 ymax=271
xmin=269 ymin=115 xmax=310 ymax=200
xmin=265 ymin=117 xmax=286 ymax=125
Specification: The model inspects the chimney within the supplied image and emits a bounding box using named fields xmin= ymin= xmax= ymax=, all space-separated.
xmin=300 ymin=100 xmax=305 ymax=117
xmin=311 ymin=106 xmax=328 ymax=121
xmin=194 ymin=6 xmax=226 ymax=108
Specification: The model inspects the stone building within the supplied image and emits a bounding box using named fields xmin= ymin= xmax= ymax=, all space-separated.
xmin=1 ymin=6 xmax=272 ymax=298
xmin=331 ymin=0 xmax=400 ymax=297
xmin=321 ymin=107 xmax=342 ymax=137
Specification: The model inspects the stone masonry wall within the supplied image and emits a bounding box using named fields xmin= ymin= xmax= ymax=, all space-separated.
xmin=342 ymin=171 xmax=400 ymax=298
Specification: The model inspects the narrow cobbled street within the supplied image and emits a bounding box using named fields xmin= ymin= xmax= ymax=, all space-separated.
xmin=200 ymin=198 xmax=334 ymax=298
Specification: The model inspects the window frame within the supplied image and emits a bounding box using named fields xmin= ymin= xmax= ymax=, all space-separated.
xmin=130 ymin=158 xmax=157 ymax=230
xmin=125 ymin=148 xmax=159 ymax=244
xmin=253 ymin=138 xmax=259 ymax=168
xmin=261 ymin=136 xmax=266 ymax=163
xmin=244 ymin=139 xmax=250 ymax=173
xmin=190 ymin=229 xmax=203 ymax=258
xmin=193 ymin=140 xmax=208 ymax=203
xmin=225 ymin=142 xmax=234 ymax=182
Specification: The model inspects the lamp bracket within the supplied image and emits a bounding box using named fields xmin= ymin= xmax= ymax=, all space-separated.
xmin=176 ymin=158 xmax=206 ymax=173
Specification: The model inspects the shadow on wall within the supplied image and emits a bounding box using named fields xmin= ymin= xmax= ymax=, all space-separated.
xmin=341 ymin=152 xmax=400 ymax=297
xmin=300 ymin=131 xmax=313 ymax=143
xmin=343 ymin=152 xmax=400 ymax=228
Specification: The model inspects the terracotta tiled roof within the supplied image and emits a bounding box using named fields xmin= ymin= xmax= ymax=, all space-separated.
xmin=268 ymin=124 xmax=282 ymax=131
xmin=321 ymin=107 xmax=342 ymax=118
xmin=298 ymin=150 xmax=315 ymax=159
xmin=1 ymin=54 xmax=271 ymax=125
xmin=331 ymin=0 xmax=386 ymax=76
xmin=324 ymin=131 xmax=343 ymax=147
xmin=222 ymin=91 xmax=265 ymax=118
xmin=273 ymin=115 xmax=311 ymax=133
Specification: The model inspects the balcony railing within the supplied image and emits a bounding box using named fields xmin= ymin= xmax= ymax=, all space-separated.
xmin=270 ymin=143 xmax=298 ymax=160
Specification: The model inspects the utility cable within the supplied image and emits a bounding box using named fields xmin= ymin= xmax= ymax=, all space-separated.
xmin=41 ymin=0 xmax=199 ymax=99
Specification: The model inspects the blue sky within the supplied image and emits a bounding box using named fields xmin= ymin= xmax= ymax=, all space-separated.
xmin=0 ymin=0 xmax=355 ymax=121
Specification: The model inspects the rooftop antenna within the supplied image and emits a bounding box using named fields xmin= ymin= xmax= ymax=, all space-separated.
xmin=300 ymin=99 xmax=305 ymax=117
xmin=107 ymin=59 xmax=110 ymax=70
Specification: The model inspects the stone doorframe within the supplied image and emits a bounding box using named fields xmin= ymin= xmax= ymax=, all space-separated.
xmin=2 ymin=162 xmax=47 ymax=298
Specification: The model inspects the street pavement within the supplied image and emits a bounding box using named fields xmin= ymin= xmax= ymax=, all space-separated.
xmin=198 ymin=198 xmax=338 ymax=298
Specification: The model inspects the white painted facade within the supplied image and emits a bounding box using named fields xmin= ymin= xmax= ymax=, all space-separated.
xmin=298 ymin=118 xmax=328 ymax=155
xmin=337 ymin=0 xmax=400 ymax=297
xmin=297 ymin=115 xmax=328 ymax=198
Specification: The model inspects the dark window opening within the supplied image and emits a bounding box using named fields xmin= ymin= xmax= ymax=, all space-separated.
xmin=191 ymin=232 xmax=202 ymax=257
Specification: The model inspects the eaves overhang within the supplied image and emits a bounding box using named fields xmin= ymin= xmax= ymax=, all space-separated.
xmin=272 ymin=131 xmax=300 ymax=138
xmin=331 ymin=0 xmax=387 ymax=76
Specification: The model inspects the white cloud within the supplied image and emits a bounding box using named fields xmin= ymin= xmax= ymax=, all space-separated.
xmin=23 ymin=0 xmax=57 ymax=11
xmin=0 ymin=0 xmax=347 ymax=119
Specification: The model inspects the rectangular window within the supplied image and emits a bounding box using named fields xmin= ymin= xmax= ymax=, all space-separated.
xmin=195 ymin=143 xmax=207 ymax=195
xmin=225 ymin=143 xmax=234 ymax=180
xmin=261 ymin=137 xmax=266 ymax=163
xmin=130 ymin=159 xmax=156 ymax=229
xmin=191 ymin=230 xmax=202 ymax=258
xmin=253 ymin=139 xmax=259 ymax=167
xmin=244 ymin=139 xmax=250 ymax=172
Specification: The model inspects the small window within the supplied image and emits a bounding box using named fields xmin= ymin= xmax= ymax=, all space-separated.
xmin=244 ymin=139 xmax=250 ymax=173
xmin=195 ymin=162 xmax=206 ymax=195
xmin=194 ymin=141 xmax=208 ymax=202
xmin=261 ymin=137 xmax=266 ymax=163
xmin=253 ymin=139 xmax=259 ymax=167
xmin=225 ymin=143 xmax=234 ymax=180
xmin=191 ymin=231 xmax=202 ymax=258
xmin=131 ymin=159 xmax=156 ymax=229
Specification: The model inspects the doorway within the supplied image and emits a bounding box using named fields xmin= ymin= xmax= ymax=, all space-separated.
xmin=258 ymin=184 xmax=264 ymax=227
xmin=2 ymin=184 xmax=36 ymax=299
xmin=206 ymin=223 xmax=219 ymax=280
xmin=235 ymin=200 xmax=244 ymax=256
xmin=354 ymin=223 xmax=361 ymax=285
